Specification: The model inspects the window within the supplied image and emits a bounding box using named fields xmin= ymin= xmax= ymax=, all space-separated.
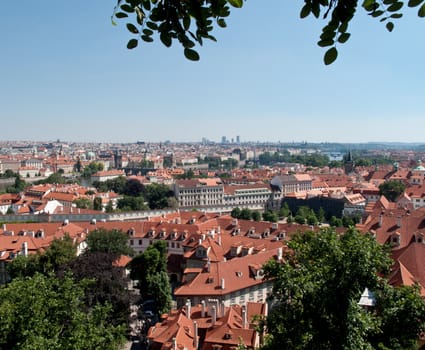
xmin=130 ymin=240 xmax=134 ymax=246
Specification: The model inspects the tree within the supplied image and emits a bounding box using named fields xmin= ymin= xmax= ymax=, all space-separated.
xmin=263 ymin=210 xmax=278 ymax=223
xmin=128 ymin=241 xmax=171 ymax=314
xmin=82 ymin=161 xmax=104 ymax=178
xmin=145 ymin=183 xmax=173 ymax=209
xmin=379 ymin=180 xmax=406 ymax=202
xmin=105 ymin=200 xmax=114 ymax=213
xmin=7 ymin=235 xmax=77 ymax=279
xmin=251 ymin=210 xmax=261 ymax=221
xmin=231 ymin=207 xmax=241 ymax=219
xmin=262 ymin=228 xmax=425 ymax=350
xmin=239 ymin=208 xmax=252 ymax=220
xmin=0 ymin=273 xmax=125 ymax=350
xmin=60 ymin=251 xmax=131 ymax=327
xmin=73 ymin=197 xmax=93 ymax=209
xmin=114 ymin=0 xmax=424 ymax=65
xmin=117 ymin=195 xmax=148 ymax=211
xmin=122 ymin=178 xmax=145 ymax=197
xmin=93 ymin=196 xmax=103 ymax=211
xmin=278 ymin=203 xmax=291 ymax=219
xmin=86 ymin=228 xmax=134 ymax=257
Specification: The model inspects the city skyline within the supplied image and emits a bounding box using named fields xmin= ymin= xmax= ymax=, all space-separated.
xmin=1 ymin=1 xmax=425 ymax=143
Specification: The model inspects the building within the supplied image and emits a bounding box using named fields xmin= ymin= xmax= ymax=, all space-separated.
xmin=174 ymin=178 xmax=224 ymax=208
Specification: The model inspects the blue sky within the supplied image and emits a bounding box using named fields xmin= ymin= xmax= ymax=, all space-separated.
xmin=1 ymin=0 xmax=424 ymax=143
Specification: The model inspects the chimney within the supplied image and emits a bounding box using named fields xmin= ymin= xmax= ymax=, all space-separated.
xmin=193 ymin=320 xmax=198 ymax=349
xmin=172 ymin=337 xmax=177 ymax=350
xmin=221 ymin=278 xmax=225 ymax=290
xmin=211 ymin=305 xmax=217 ymax=326
xmin=379 ymin=213 xmax=383 ymax=227
xmin=221 ymin=300 xmax=226 ymax=318
xmin=201 ymin=300 xmax=206 ymax=317
xmin=242 ymin=306 xmax=247 ymax=329
xmin=22 ymin=242 xmax=28 ymax=257
xmin=2 ymin=224 xmax=6 ymax=231
xmin=207 ymin=259 xmax=211 ymax=273
xmin=218 ymin=234 xmax=221 ymax=246
xmin=277 ymin=247 xmax=283 ymax=261
xmin=186 ymin=299 xmax=191 ymax=319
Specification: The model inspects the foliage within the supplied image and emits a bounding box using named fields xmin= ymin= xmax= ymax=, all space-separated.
xmin=114 ymin=0 xmax=424 ymax=64
xmin=73 ymin=197 xmax=93 ymax=209
xmin=238 ymin=208 xmax=252 ymax=220
xmin=93 ymin=196 xmax=103 ymax=211
xmin=262 ymin=228 xmax=425 ymax=350
xmin=145 ymin=183 xmax=174 ymax=209
xmin=6 ymin=175 xmax=26 ymax=193
xmin=60 ymin=251 xmax=131 ymax=327
xmin=0 ymin=273 xmax=125 ymax=350
xmin=117 ymin=195 xmax=148 ymax=211
xmin=379 ymin=180 xmax=406 ymax=202
xmin=85 ymin=228 xmax=134 ymax=257
xmin=0 ymin=169 xmax=17 ymax=178
xmin=82 ymin=161 xmax=104 ymax=178
xmin=263 ymin=210 xmax=278 ymax=222
xmin=251 ymin=210 xmax=261 ymax=221
xmin=93 ymin=176 xmax=127 ymax=193
xmin=278 ymin=203 xmax=291 ymax=219
xmin=128 ymin=241 xmax=171 ymax=314
xmin=34 ymin=172 xmax=67 ymax=185
xmin=122 ymin=178 xmax=146 ymax=196
xmin=7 ymin=235 xmax=77 ymax=279
xmin=231 ymin=207 xmax=241 ymax=218
xmin=259 ymin=151 xmax=329 ymax=167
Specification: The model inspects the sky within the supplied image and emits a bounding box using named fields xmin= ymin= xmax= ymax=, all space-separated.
xmin=1 ymin=1 xmax=424 ymax=144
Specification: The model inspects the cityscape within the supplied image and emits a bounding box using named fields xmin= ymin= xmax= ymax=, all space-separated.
xmin=2 ymin=0 xmax=425 ymax=349
xmin=0 ymin=138 xmax=425 ymax=349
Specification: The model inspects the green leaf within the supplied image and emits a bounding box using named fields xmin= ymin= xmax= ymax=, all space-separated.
xmin=338 ymin=21 xmax=349 ymax=33
xmin=184 ymin=48 xmax=200 ymax=61
xmin=386 ymin=21 xmax=394 ymax=32
xmin=126 ymin=23 xmax=139 ymax=34
xmin=300 ymin=4 xmax=311 ymax=18
xmin=143 ymin=29 xmax=153 ymax=36
xmin=228 ymin=0 xmax=243 ymax=8
xmin=120 ymin=4 xmax=135 ymax=12
xmin=127 ymin=38 xmax=138 ymax=49
xmin=324 ymin=47 xmax=338 ymax=65
xmin=363 ymin=0 xmax=377 ymax=11
xmin=408 ymin=0 xmax=424 ymax=7
xmin=217 ymin=18 xmax=227 ymax=28
xmin=142 ymin=0 xmax=151 ymax=11
xmin=317 ymin=39 xmax=334 ymax=47
xmin=160 ymin=32 xmax=172 ymax=47
xmin=371 ymin=10 xmax=384 ymax=17
xmin=115 ymin=12 xmax=128 ymax=18
xmin=183 ymin=16 xmax=191 ymax=30
xmin=311 ymin=3 xmax=320 ymax=18
xmin=141 ymin=35 xmax=154 ymax=42
xmin=146 ymin=21 xmax=158 ymax=30
xmin=390 ymin=13 xmax=403 ymax=18
xmin=388 ymin=2 xmax=403 ymax=11
xmin=383 ymin=0 xmax=395 ymax=4
xmin=419 ymin=3 xmax=425 ymax=16
xmin=338 ymin=33 xmax=351 ymax=43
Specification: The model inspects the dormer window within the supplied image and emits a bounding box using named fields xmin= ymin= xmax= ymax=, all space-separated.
xmin=127 ymin=228 xmax=135 ymax=236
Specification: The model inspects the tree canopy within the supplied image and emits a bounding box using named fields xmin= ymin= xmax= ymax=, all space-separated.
xmin=379 ymin=180 xmax=406 ymax=202
xmin=262 ymin=228 xmax=425 ymax=350
xmin=128 ymin=240 xmax=172 ymax=315
xmin=113 ymin=0 xmax=424 ymax=64
xmin=85 ymin=228 xmax=134 ymax=257
xmin=0 ymin=273 xmax=125 ymax=350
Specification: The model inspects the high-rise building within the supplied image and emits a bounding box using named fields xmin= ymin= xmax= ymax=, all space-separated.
xmin=221 ymin=136 xmax=227 ymax=144
xmin=236 ymin=135 xmax=240 ymax=144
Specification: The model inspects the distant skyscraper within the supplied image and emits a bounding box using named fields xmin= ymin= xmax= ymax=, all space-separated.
xmin=221 ymin=136 xmax=227 ymax=144
xmin=236 ymin=135 xmax=240 ymax=144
